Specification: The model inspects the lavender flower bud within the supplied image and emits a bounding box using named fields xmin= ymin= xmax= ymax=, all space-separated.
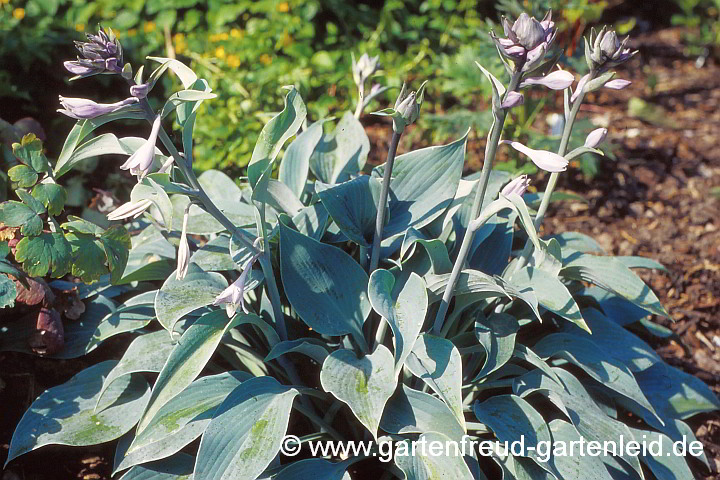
xmin=120 ymin=115 xmax=163 ymax=180
xmin=586 ymin=27 xmax=637 ymax=71
xmin=501 ymin=91 xmax=524 ymax=109
xmin=491 ymin=10 xmax=555 ymax=65
xmin=107 ymin=199 xmax=153 ymax=221
xmin=213 ymin=253 xmax=261 ymax=317
xmin=65 ymin=27 xmax=123 ymax=78
xmin=384 ymin=80 xmax=428 ymax=133
xmin=176 ymin=207 xmax=191 ymax=281
xmin=130 ymin=83 xmax=150 ymax=99
xmin=604 ymin=79 xmax=632 ymax=90
xmin=584 ymin=128 xmax=608 ymax=148
xmin=352 ymin=53 xmax=380 ymax=88
xmin=501 ymin=175 xmax=530 ymax=197
xmin=58 ymin=96 xmax=138 ymax=120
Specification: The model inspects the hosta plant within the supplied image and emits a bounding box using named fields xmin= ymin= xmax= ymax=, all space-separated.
xmin=2 ymin=12 xmax=719 ymax=480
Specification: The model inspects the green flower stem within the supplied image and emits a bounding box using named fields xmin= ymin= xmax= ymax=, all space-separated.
xmin=432 ymin=70 xmax=523 ymax=334
xmin=513 ymin=71 xmax=596 ymax=272
xmin=369 ymin=130 xmax=401 ymax=273
xmin=370 ymin=130 xmax=402 ymax=349
xmin=354 ymin=82 xmax=365 ymax=119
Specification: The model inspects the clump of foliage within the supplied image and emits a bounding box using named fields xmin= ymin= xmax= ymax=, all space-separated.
xmin=2 ymin=10 xmax=718 ymax=480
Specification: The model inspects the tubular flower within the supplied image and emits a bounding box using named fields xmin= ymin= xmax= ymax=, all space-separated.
xmin=120 ymin=115 xmax=162 ymax=180
xmin=501 ymin=140 xmax=568 ymax=172
xmin=213 ymin=253 xmax=261 ymax=317
xmin=519 ymin=70 xmax=574 ymax=90
xmin=491 ymin=11 xmax=555 ymax=65
xmin=58 ymin=96 xmax=138 ymax=119
xmin=586 ymin=27 xmax=637 ymax=71
xmin=176 ymin=208 xmax=190 ymax=281
xmin=64 ymin=27 xmax=123 ymax=78
xmin=501 ymin=91 xmax=524 ymax=109
xmin=107 ymin=199 xmax=153 ymax=221
xmin=352 ymin=53 xmax=380 ymax=88
xmin=501 ymin=175 xmax=530 ymax=197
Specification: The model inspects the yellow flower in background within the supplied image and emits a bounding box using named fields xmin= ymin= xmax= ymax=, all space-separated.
xmin=259 ymin=53 xmax=272 ymax=65
xmin=230 ymin=28 xmax=243 ymax=38
xmin=127 ymin=28 xmax=137 ymax=37
xmin=144 ymin=22 xmax=156 ymax=33
xmin=215 ymin=46 xmax=226 ymax=59
xmin=0 ymin=0 xmax=10 ymax=5
xmin=227 ymin=54 xmax=241 ymax=68
xmin=13 ymin=8 xmax=25 ymax=20
xmin=75 ymin=24 xmax=85 ymax=32
xmin=277 ymin=2 xmax=290 ymax=12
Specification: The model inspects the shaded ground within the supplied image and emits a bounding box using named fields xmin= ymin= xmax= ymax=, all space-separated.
xmin=2 ymin=25 xmax=720 ymax=480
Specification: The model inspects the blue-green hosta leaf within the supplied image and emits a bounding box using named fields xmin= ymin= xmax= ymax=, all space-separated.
xmin=274 ymin=458 xmax=354 ymax=480
xmin=583 ymin=286 xmax=650 ymax=327
xmin=136 ymin=310 xmax=240 ymax=433
xmin=628 ymin=427 xmax=694 ymax=480
xmin=126 ymin=372 xmax=251 ymax=460
xmin=194 ymin=376 xmax=299 ymax=480
xmin=532 ymin=333 xmax=658 ymax=418
xmin=368 ymin=270 xmax=427 ymax=373
xmin=317 ymin=175 xmax=384 ymax=247
xmin=375 ymin=130 xmax=468 ymax=241
xmin=160 ymin=89 xmax=217 ymax=118
xmin=473 ymin=395 xmax=551 ymax=468
xmin=394 ymin=431 xmax=474 ymax=480
xmin=320 ymin=345 xmax=397 ymax=439
xmin=263 ymin=179 xmax=304 ymax=216
xmin=634 ymin=362 xmax=720 ymax=421
xmin=278 ymin=220 xmax=370 ymax=346
xmin=548 ymin=420 xmax=615 ymax=480
xmin=190 ymin=235 xmax=237 ymax=272
xmin=380 ymin=385 xmax=465 ymax=442
xmin=511 ymin=266 xmax=589 ymax=332
xmin=279 ymin=118 xmax=327 ymax=198
xmin=514 ymin=368 xmax=645 ymax=478
xmin=6 ymin=360 xmax=150 ymax=465
xmin=561 ymin=253 xmax=669 ymax=318
xmin=118 ymin=452 xmax=194 ymax=480
xmin=470 ymin=215 xmax=513 ymax=275
xmin=405 ymin=334 xmax=465 ymax=429
xmin=400 ymin=228 xmax=452 ymax=275
xmin=309 ymin=111 xmax=369 ymax=185
xmin=565 ymin=308 xmax=661 ymax=372
xmin=547 ymin=232 xmax=605 ymax=257
xmin=130 ymin=177 xmax=174 ymax=230
xmin=615 ymin=256 xmax=668 ymax=272
xmin=292 ymin=203 xmax=328 ymax=241
xmin=473 ymin=312 xmax=520 ymax=380
xmin=97 ymin=331 xmax=177 ymax=408
xmin=248 ymin=86 xmax=307 ymax=190
xmin=425 ymin=269 xmax=508 ymax=303
xmin=265 ymin=338 xmax=330 ymax=365
xmin=154 ymin=263 xmax=228 ymax=331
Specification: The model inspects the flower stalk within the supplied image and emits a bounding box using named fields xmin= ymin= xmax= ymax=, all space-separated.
xmin=431 ymin=69 xmax=523 ymax=334
xmin=369 ymin=131 xmax=401 ymax=273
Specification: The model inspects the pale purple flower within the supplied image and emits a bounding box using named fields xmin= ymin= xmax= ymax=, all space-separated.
xmin=520 ymin=70 xmax=574 ymax=90
xmin=584 ymin=128 xmax=608 ymax=148
xmin=604 ymin=79 xmax=632 ymax=90
xmin=492 ymin=11 xmax=555 ymax=63
xmin=107 ymin=199 xmax=153 ymax=221
xmin=501 ymin=175 xmax=530 ymax=196
xmin=176 ymin=208 xmax=191 ymax=281
xmin=120 ymin=115 xmax=162 ymax=180
xmin=502 ymin=140 xmax=568 ymax=172
xmin=501 ymin=91 xmax=524 ymax=109
xmin=58 ymin=96 xmax=138 ymax=120
xmin=587 ymin=27 xmax=636 ymax=70
xmin=213 ymin=253 xmax=260 ymax=317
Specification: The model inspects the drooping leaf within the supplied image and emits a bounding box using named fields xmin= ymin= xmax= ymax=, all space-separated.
xmin=320 ymin=345 xmax=397 ymax=439
xmin=265 ymin=338 xmax=330 ymax=365
xmin=405 ymin=334 xmax=465 ymax=429
xmin=279 ymin=219 xmax=370 ymax=347
xmin=399 ymin=228 xmax=452 ymax=275
xmin=148 ymin=56 xmax=198 ymax=88
xmin=6 ymin=360 xmax=150 ymax=464
xmin=279 ymin=118 xmax=327 ymax=198
xmin=368 ymin=270 xmax=427 ymax=373
xmin=194 ymin=376 xmax=299 ymax=480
